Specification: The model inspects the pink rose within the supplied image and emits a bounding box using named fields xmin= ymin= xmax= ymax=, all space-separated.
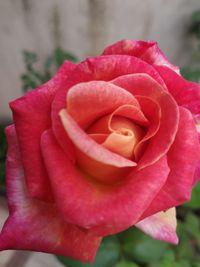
xmin=1 ymin=40 xmax=200 ymax=263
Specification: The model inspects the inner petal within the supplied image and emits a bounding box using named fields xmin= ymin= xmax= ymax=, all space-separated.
xmin=104 ymin=116 xmax=145 ymax=158
xmin=88 ymin=115 xmax=145 ymax=160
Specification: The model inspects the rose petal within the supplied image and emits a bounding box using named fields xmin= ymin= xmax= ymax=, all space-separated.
xmin=110 ymin=104 xmax=149 ymax=127
xmin=52 ymin=55 xmax=166 ymax=155
xmin=41 ymin=129 xmax=169 ymax=236
xmin=102 ymin=132 xmax=136 ymax=159
xmin=136 ymin=208 xmax=178 ymax=244
xmin=112 ymin=73 xmax=179 ymax=169
xmin=102 ymin=117 xmax=145 ymax=159
xmin=59 ymin=109 xmax=136 ymax=168
xmin=134 ymin=96 xmax=161 ymax=160
xmin=87 ymin=104 xmax=149 ymax=135
xmin=156 ymin=65 xmax=200 ymax=115
xmin=103 ymin=39 xmax=179 ymax=73
xmin=9 ymin=61 xmax=76 ymax=201
xmin=0 ymin=125 xmax=101 ymax=263
xmin=142 ymin=107 xmax=200 ymax=218
xmin=67 ymin=81 xmax=139 ymax=128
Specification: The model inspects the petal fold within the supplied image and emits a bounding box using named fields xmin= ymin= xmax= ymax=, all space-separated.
xmin=59 ymin=110 xmax=136 ymax=168
xmin=9 ymin=61 xmax=76 ymax=201
xmin=136 ymin=208 xmax=178 ymax=244
xmin=112 ymin=73 xmax=179 ymax=169
xmin=52 ymin=55 xmax=165 ymax=156
xmin=41 ymin=129 xmax=170 ymax=236
xmin=67 ymin=81 xmax=138 ymax=128
xmin=156 ymin=66 xmax=200 ymax=115
xmin=102 ymin=39 xmax=179 ymax=73
xmin=0 ymin=125 xmax=101 ymax=263
xmin=142 ymin=107 xmax=200 ymax=218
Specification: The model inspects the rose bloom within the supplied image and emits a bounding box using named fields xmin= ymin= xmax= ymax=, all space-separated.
xmin=0 ymin=40 xmax=200 ymax=263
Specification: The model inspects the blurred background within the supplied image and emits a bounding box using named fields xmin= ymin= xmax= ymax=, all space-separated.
xmin=1 ymin=0 xmax=200 ymax=267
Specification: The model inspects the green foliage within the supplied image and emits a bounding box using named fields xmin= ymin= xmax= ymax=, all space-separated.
xmin=180 ymin=67 xmax=200 ymax=83
xmin=56 ymin=203 xmax=200 ymax=267
xmin=185 ymin=182 xmax=200 ymax=209
xmin=0 ymin=47 xmax=78 ymax=191
xmin=21 ymin=47 xmax=77 ymax=92
xmin=114 ymin=261 xmax=139 ymax=267
xmin=57 ymin=236 xmax=121 ymax=267
xmin=190 ymin=10 xmax=200 ymax=39
xmin=181 ymin=10 xmax=200 ymax=82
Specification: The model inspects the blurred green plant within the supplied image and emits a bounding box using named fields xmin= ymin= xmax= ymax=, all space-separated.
xmin=0 ymin=47 xmax=77 ymax=192
xmin=56 ymin=214 xmax=200 ymax=267
xmin=180 ymin=10 xmax=200 ymax=82
xmin=21 ymin=47 xmax=77 ymax=92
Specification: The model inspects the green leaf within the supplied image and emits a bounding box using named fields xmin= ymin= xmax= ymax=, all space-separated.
xmin=190 ymin=10 xmax=200 ymax=38
xmin=56 ymin=236 xmax=120 ymax=267
xmin=180 ymin=67 xmax=200 ymax=83
xmin=119 ymin=227 xmax=168 ymax=264
xmin=185 ymin=213 xmax=200 ymax=237
xmin=54 ymin=47 xmax=77 ymax=68
xmin=174 ymin=222 xmax=195 ymax=260
xmin=184 ymin=182 xmax=200 ymax=209
xmin=57 ymin=256 xmax=90 ymax=267
xmin=114 ymin=260 xmax=139 ymax=267
xmin=174 ymin=260 xmax=191 ymax=267
xmin=92 ymin=236 xmax=120 ymax=267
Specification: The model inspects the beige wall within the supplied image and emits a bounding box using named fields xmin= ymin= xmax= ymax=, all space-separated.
xmin=1 ymin=0 xmax=200 ymax=120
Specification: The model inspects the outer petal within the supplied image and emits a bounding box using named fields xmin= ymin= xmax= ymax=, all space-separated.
xmin=102 ymin=39 xmax=179 ymax=73
xmin=41 ymin=130 xmax=169 ymax=236
xmin=156 ymin=65 xmax=200 ymax=115
xmin=67 ymin=80 xmax=139 ymax=128
xmin=112 ymin=73 xmax=179 ymax=169
xmin=9 ymin=61 xmax=76 ymax=201
xmin=52 ymin=55 xmax=166 ymax=155
xmin=142 ymin=107 xmax=200 ymax=218
xmin=0 ymin=125 xmax=101 ymax=263
xmin=136 ymin=208 xmax=178 ymax=244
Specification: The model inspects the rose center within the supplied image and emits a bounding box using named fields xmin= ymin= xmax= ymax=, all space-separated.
xmin=87 ymin=115 xmax=145 ymax=160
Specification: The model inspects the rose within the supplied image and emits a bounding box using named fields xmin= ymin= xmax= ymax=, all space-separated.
xmin=0 ymin=40 xmax=200 ymax=263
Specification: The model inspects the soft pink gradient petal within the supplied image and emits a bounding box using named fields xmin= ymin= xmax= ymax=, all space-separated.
xmin=67 ymin=81 xmax=139 ymax=128
xmin=9 ymin=61 xmax=76 ymax=201
xmin=87 ymin=104 xmax=149 ymax=135
xmin=102 ymin=39 xmax=179 ymax=73
xmin=0 ymin=125 xmax=101 ymax=263
xmin=134 ymin=96 xmax=161 ymax=160
xmin=41 ymin=129 xmax=169 ymax=236
xmin=157 ymin=66 xmax=200 ymax=184
xmin=102 ymin=116 xmax=145 ymax=159
xmin=112 ymin=73 xmax=179 ymax=169
xmin=136 ymin=208 xmax=178 ymax=244
xmin=59 ymin=109 xmax=136 ymax=168
xmin=52 ymin=55 xmax=166 ymax=155
xmin=156 ymin=65 xmax=200 ymax=115
xmin=142 ymin=107 xmax=200 ymax=218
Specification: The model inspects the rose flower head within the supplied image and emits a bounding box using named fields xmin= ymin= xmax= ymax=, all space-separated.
xmin=0 ymin=40 xmax=200 ymax=263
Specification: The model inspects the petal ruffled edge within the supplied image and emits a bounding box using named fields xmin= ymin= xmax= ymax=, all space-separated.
xmin=9 ymin=61 xmax=76 ymax=201
xmin=136 ymin=208 xmax=178 ymax=244
xmin=102 ymin=39 xmax=180 ymax=74
xmin=41 ymin=129 xmax=170 ymax=236
xmin=0 ymin=125 xmax=101 ymax=263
